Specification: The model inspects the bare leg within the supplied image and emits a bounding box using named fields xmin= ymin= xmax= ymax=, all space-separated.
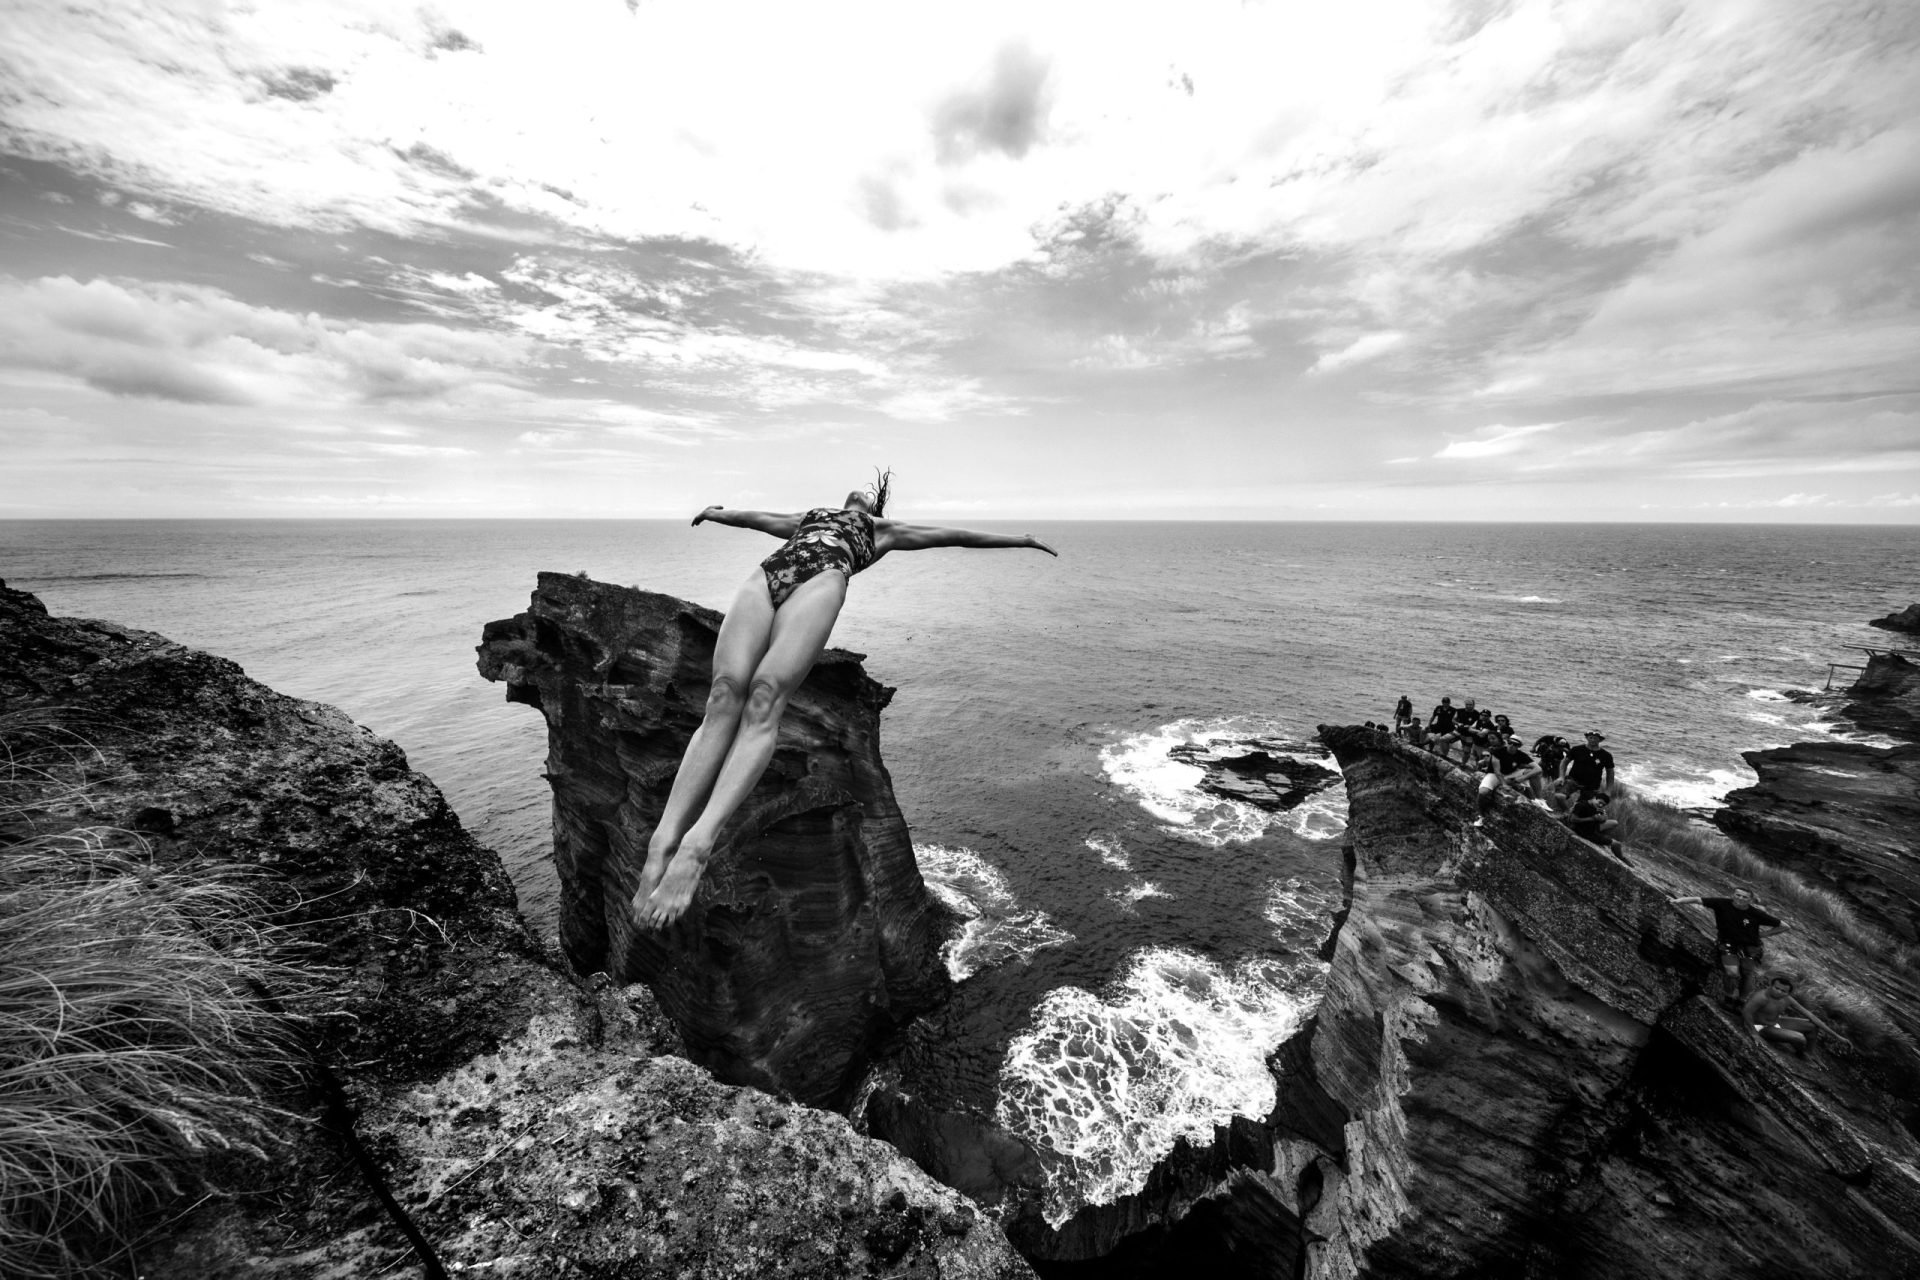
xmin=639 ymin=572 xmax=848 ymax=927
xmin=629 ymin=574 xmax=776 ymax=917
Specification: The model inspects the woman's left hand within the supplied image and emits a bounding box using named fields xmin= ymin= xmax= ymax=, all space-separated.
xmin=1026 ymin=535 xmax=1058 ymax=557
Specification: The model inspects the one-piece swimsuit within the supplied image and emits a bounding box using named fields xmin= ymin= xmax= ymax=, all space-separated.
xmin=759 ymin=507 xmax=879 ymax=607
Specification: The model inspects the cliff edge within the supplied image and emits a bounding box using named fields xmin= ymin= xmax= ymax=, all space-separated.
xmin=0 ymin=581 xmax=1032 ymax=1280
xmin=476 ymin=572 xmax=956 ymax=1109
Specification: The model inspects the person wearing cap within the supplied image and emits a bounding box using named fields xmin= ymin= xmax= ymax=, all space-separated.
xmin=1562 ymin=730 xmax=1614 ymax=796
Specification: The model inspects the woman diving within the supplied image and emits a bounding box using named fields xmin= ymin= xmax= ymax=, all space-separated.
xmin=631 ymin=471 xmax=1058 ymax=928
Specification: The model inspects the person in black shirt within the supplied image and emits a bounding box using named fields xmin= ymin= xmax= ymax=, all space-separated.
xmin=1564 ymin=791 xmax=1627 ymax=861
xmin=1531 ymin=735 xmax=1571 ymax=806
xmin=1473 ymin=736 xmax=1544 ymax=825
xmin=1562 ymin=730 xmax=1615 ymax=796
xmin=1393 ymin=695 xmax=1415 ymax=738
xmin=1670 ymin=887 xmax=1787 ymax=1004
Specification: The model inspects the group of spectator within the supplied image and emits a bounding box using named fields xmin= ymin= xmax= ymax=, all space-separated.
xmin=1364 ymin=699 xmax=1853 ymax=1065
xmin=1385 ymin=694 xmax=1624 ymax=859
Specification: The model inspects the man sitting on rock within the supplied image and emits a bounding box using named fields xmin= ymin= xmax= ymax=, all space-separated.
xmin=1741 ymin=972 xmax=1851 ymax=1058
xmin=1669 ymin=887 xmax=1788 ymax=1005
xmin=1564 ymin=790 xmax=1627 ymax=862
xmin=1473 ymin=736 xmax=1543 ymax=826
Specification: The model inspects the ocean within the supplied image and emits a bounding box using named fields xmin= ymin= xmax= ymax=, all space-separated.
xmin=5 ymin=518 xmax=1915 ymax=1223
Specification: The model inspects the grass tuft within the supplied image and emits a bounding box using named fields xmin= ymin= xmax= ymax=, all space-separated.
xmin=1 ymin=718 xmax=314 ymax=1279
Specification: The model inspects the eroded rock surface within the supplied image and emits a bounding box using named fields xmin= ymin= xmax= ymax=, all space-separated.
xmin=1716 ymin=654 xmax=1920 ymax=944
xmin=1 ymin=582 xmax=1032 ymax=1279
xmin=476 ymin=572 xmax=955 ymax=1108
xmin=1022 ymin=728 xmax=1920 ymax=1278
xmin=1167 ymin=737 xmax=1341 ymax=812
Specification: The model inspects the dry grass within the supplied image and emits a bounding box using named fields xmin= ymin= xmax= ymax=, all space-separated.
xmin=0 ymin=717 xmax=314 ymax=1279
xmin=1608 ymin=788 xmax=1918 ymax=970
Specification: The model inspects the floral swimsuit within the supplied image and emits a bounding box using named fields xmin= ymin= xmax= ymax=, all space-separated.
xmin=759 ymin=507 xmax=879 ymax=607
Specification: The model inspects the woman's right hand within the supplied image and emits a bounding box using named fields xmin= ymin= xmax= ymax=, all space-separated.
xmin=693 ymin=505 xmax=723 ymax=526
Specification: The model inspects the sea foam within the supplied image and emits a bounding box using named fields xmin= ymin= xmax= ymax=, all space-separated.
xmin=994 ymin=946 xmax=1324 ymax=1226
xmin=917 ymin=842 xmax=1073 ymax=983
xmin=1098 ymin=717 xmax=1345 ymax=846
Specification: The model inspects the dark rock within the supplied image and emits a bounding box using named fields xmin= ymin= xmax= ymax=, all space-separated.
xmin=1264 ymin=727 xmax=1920 ymax=1278
xmin=1713 ymin=741 xmax=1920 ymax=943
xmin=1166 ymin=737 xmax=1341 ymax=812
xmin=1868 ymin=603 xmax=1920 ymax=635
xmin=476 ymin=572 xmax=956 ymax=1109
xmin=1842 ymin=651 xmax=1920 ymax=745
xmin=0 ymin=580 xmax=1034 ymax=1279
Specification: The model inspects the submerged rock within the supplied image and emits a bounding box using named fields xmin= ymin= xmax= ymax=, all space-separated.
xmin=477 ymin=573 xmax=956 ymax=1109
xmin=1167 ymin=737 xmax=1341 ymax=812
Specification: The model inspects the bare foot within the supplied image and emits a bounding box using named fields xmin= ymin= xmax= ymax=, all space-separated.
xmin=629 ymin=837 xmax=675 ymax=921
xmin=640 ymin=835 xmax=713 ymax=928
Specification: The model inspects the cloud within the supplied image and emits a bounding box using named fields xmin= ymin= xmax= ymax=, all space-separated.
xmin=0 ymin=273 xmax=530 ymax=408
xmin=1309 ymin=331 xmax=1405 ymax=374
xmin=931 ymin=43 xmax=1051 ymax=165
xmin=1434 ymin=422 xmax=1558 ymax=458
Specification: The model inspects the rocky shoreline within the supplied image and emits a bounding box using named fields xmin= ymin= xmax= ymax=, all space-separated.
xmin=7 ymin=575 xmax=1920 ymax=1278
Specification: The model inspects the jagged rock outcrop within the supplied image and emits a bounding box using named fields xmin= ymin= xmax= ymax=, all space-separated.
xmin=476 ymin=572 xmax=955 ymax=1109
xmin=1168 ymin=737 xmax=1341 ymax=811
xmin=1869 ymin=603 xmax=1920 ymax=635
xmin=1716 ymin=654 xmax=1920 ymax=944
xmin=0 ymin=581 xmax=1033 ymax=1279
xmin=1265 ymin=727 xmax=1920 ymax=1279
xmin=975 ymin=728 xmax=1920 ymax=1278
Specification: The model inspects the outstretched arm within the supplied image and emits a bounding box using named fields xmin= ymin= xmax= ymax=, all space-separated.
xmin=692 ymin=506 xmax=802 ymax=538
xmin=877 ymin=522 xmax=1058 ymax=556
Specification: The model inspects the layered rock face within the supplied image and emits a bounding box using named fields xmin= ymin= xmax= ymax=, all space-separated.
xmin=1716 ymin=653 xmax=1920 ymax=943
xmin=1 ymin=582 xmax=1033 ymax=1279
xmin=1035 ymin=729 xmax=1920 ymax=1278
xmin=1268 ymin=728 xmax=1920 ymax=1279
xmin=476 ymin=572 xmax=955 ymax=1109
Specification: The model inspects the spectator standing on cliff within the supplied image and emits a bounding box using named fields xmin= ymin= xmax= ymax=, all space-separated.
xmin=1531 ymin=735 xmax=1571 ymax=804
xmin=1742 ymin=972 xmax=1851 ymax=1057
xmin=1562 ymin=730 xmax=1615 ymax=796
xmin=1670 ymin=888 xmax=1788 ymax=1005
xmin=1393 ymin=695 xmax=1415 ymax=738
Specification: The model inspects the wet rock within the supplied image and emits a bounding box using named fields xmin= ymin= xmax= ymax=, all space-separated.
xmin=476 ymin=573 xmax=956 ymax=1109
xmin=1167 ymin=737 xmax=1342 ymax=812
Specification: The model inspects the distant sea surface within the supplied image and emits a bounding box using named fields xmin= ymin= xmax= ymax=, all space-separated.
xmin=7 ymin=518 xmax=1915 ymax=1222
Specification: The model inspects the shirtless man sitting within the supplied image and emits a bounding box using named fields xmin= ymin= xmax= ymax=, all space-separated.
xmin=1741 ymin=972 xmax=1851 ymax=1057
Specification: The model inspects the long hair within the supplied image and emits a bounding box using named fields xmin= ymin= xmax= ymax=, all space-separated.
xmin=866 ymin=466 xmax=893 ymax=517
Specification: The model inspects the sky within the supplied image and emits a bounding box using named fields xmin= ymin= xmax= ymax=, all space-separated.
xmin=1 ymin=0 xmax=1916 ymax=521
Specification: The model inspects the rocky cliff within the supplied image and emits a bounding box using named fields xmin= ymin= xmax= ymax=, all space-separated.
xmin=959 ymin=728 xmax=1920 ymax=1278
xmin=1716 ymin=653 xmax=1920 ymax=944
xmin=0 ymin=581 xmax=1032 ymax=1280
xmin=476 ymin=572 xmax=956 ymax=1109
